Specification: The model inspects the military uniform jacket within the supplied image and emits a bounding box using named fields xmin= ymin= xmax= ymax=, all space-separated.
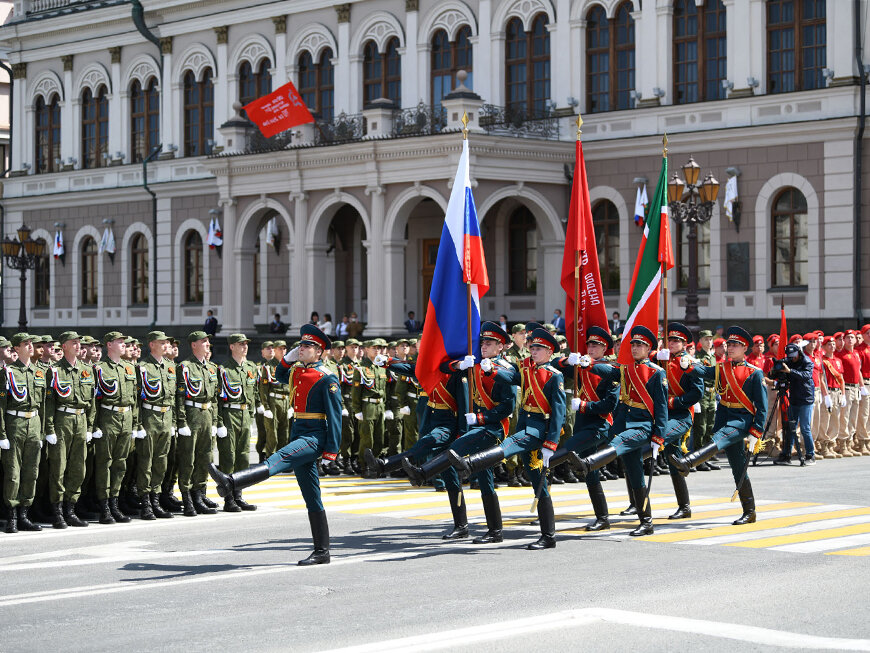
xmin=219 ymin=358 xmax=260 ymax=416
xmin=0 ymin=360 xmax=47 ymax=436
xmin=275 ymin=359 xmax=342 ymax=457
xmin=592 ymin=360 xmax=668 ymax=441
xmin=467 ymin=356 xmax=517 ymax=439
xmin=260 ymin=359 xmax=290 ymax=400
xmin=138 ymin=354 xmax=177 ymax=411
xmin=351 ymin=357 xmax=387 ymax=416
xmin=176 ymin=357 xmax=221 ymax=428
xmin=494 ymin=359 xmax=567 ymax=449
xmin=389 ymin=360 xmax=467 ymax=433
xmin=553 ymin=358 xmax=618 ymax=423
xmin=696 ymin=349 xmax=717 ymax=399
xmin=688 ymin=359 xmax=768 ymax=439
xmin=94 ymin=358 xmax=141 ymax=431
xmin=45 ymin=358 xmax=96 ymax=434
xmin=504 ymin=344 xmax=529 ymax=366
xmin=666 ymin=353 xmax=704 ymax=419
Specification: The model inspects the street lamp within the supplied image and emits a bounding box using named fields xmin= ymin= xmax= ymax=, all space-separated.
xmin=667 ymin=157 xmax=720 ymax=331
xmin=2 ymin=224 xmax=46 ymax=330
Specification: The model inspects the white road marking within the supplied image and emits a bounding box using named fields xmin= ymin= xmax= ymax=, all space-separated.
xmin=315 ymin=607 xmax=870 ymax=652
xmin=687 ymin=514 xmax=870 ymax=546
xmin=771 ymin=532 xmax=870 ymax=553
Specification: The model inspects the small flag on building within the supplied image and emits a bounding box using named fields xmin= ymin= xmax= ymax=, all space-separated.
xmin=724 ymin=175 xmax=738 ymax=221
xmin=53 ymin=230 xmax=64 ymax=259
xmin=98 ymin=226 xmax=116 ymax=255
xmin=207 ymin=216 xmax=223 ymax=249
xmin=243 ymin=81 xmax=315 ymax=138
xmin=634 ymin=184 xmax=648 ymax=227
xmin=266 ymin=217 xmax=280 ymax=251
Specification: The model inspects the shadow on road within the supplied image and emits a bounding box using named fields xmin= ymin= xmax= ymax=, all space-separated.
xmin=119 ymin=561 xmax=290 ymax=582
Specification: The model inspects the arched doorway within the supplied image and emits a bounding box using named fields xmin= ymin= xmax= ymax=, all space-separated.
xmin=326 ymin=204 xmax=368 ymax=322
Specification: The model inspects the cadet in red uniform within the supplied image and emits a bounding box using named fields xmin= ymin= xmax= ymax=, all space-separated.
xmin=855 ymin=325 xmax=870 ymax=454
xmin=819 ymin=336 xmax=846 ymax=458
xmin=836 ymin=330 xmax=865 ymax=456
xmin=209 ymin=325 xmax=342 ymax=566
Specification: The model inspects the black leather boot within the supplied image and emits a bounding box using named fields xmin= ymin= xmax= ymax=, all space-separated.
xmin=181 ymin=491 xmax=197 ymax=517
xmin=442 ymin=488 xmax=469 ymax=540
xmin=669 ymin=442 xmax=719 ymax=478
xmin=200 ymin=492 xmax=218 ymax=509
xmin=473 ymin=493 xmax=503 ymax=544
xmin=191 ymin=489 xmax=217 ymax=515
xmin=139 ymin=494 xmax=156 ymax=520
xmin=585 ymin=481 xmax=610 ymax=531
xmin=160 ymin=491 xmax=183 ymax=513
xmin=234 ymin=490 xmax=257 ymax=511
xmin=629 ymin=487 xmax=654 ymax=536
xmin=517 ymin=468 xmax=532 ymax=487
xmin=732 ymin=479 xmax=757 ymax=525
xmin=298 ymin=510 xmax=330 ymax=566
xmin=52 ymin=502 xmax=68 ymax=529
xmin=5 ymin=507 xmax=17 ymax=533
xmin=619 ymin=476 xmax=637 ymax=515
xmin=364 ymin=448 xmax=406 ymax=476
xmin=403 ymin=450 xmax=454 ymax=487
xmin=64 ymin=501 xmax=88 ymax=527
xmin=668 ymin=472 xmax=692 ymax=520
xmin=223 ymin=494 xmax=242 ymax=512
xmin=18 ymin=506 xmax=42 ymax=531
xmin=527 ymin=494 xmax=556 ymax=549
xmin=208 ymin=462 xmax=269 ymax=498
xmin=109 ymin=497 xmax=131 ymax=523
xmin=572 ymin=446 xmax=619 ymax=477
xmin=448 ymin=447 xmax=505 ymax=481
xmin=150 ymin=492 xmax=173 ymax=518
xmin=99 ymin=499 xmax=116 ymax=524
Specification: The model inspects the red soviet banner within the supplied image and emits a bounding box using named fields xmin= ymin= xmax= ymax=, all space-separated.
xmin=243 ymin=81 xmax=315 ymax=138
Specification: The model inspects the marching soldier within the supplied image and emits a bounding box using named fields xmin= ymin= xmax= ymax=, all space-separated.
xmin=44 ymin=331 xmax=96 ymax=528
xmin=1 ymin=333 xmax=48 ymax=533
xmin=217 ymin=333 xmax=260 ymax=512
xmin=176 ymin=331 xmax=221 ymax=516
xmin=136 ymin=331 xmax=177 ymax=520
xmin=353 ymin=338 xmax=388 ymax=478
xmin=93 ymin=331 xmax=138 ymax=524
xmin=691 ymin=330 xmax=720 ymax=469
xmin=254 ymin=340 xmax=274 ymax=462
xmin=261 ymin=340 xmax=291 ymax=456
xmin=209 ymin=324 xmax=342 ymax=565
xmin=670 ymin=326 xmax=769 ymax=525
xmin=502 ymin=323 xmax=531 ymax=488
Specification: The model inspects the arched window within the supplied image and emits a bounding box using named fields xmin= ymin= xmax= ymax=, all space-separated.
xmin=586 ymin=2 xmax=635 ymax=113
xmin=431 ymin=26 xmax=473 ymax=107
xmin=363 ymin=38 xmax=401 ymax=107
xmin=130 ymin=78 xmax=160 ymax=163
xmin=34 ymin=242 xmax=50 ymax=307
xmin=130 ymin=233 xmax=149 ymax=305
xmin=508 ymin=206 xmax=537 ymax=294
xmin=673 ymin=0 xmax=727 ymax=104
xmin=767 ymin=0 xmax=826 ymax=94
xmin=81 ymin=236 xmax=98 ymax=306
xmin=81 ymin=86 xmax=109 ymax=169
xmin=592 ymin=200 xmax=620 ymax=292
xmin=239 ymin=59 xmax=273 ymax=108
xmin=298 ymin=49 xmax=335 ymax=120
xmin=184 ymin=230 xmax=204 ymax=303
xmin=676 ymin=222 xmax=711 ymax=290
xmin=505 ymin=14 xmax=550 ymax=115
xmin=35 ymin=94 xmax=61 ymax=174
xmin=183 ymin=69 xmax=214 ymax=157
xmin=772 ymin=188 xmax=808 ymax=287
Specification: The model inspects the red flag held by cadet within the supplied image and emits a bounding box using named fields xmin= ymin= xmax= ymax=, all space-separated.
xmin=243 ymin=81 xmax=315 ymax=138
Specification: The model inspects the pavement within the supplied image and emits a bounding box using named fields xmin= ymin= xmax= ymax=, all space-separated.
xmin=2 ymin=455 xmax=870 ymax=652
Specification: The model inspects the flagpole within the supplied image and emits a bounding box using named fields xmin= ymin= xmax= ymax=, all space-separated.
xmin=661 ymin=133 xmax=669 ymax=351
xmin=462 ymin=112 xmax=474 ymax=412
xmin=574 ymin=116 xmax=583 ymax=395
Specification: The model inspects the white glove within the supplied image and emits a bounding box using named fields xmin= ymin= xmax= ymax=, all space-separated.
xmin=0 ymin=438 xmax=9 ymax=450
xmin=216 ymin=426 xmax=228 ymax=438
xmin=86 ymin=431 xmax=93 ymax=443
xmin=373 ymin=354 xmax=389 ymax=367
xmin=824 ymin=395 xmax=833 ymax=409
xmin=384 ymin=410 xmax=395 ymax=420
xmin=46 ymin=433 xmax=58 ymax=445
xmin=287 ymin=408 xmax=294 ymax=419
xmin=137 ymin=429 xmax=147 ymax=439
xmin=250 ymin=424 xmax=256 ymax=437
xmin=211 ymin=426 xmax=218 ymax=437
xmin=748 ymin=434 xmax=760 ymax=453
xmin=567 ymin=352 xmax=583 ymax=366
xmin=651 ymin=441 xmax=661 ymax=459
xmin=862 ymin=386 xmax=869 ymax=397
xmin=458 ymin=355 xmax=475 ymax=371
xmin=693 ymin=403 xmax=701 ymax=414
xmin=541 ymin=448 xmax=553 ymax=468
xmin=579 ymin=355 xmax=591 ymax=368
xmin=840 ymin=394 xmax=847 ymax=408
xmin=465 ymin=412 xmax=478 ymax=426
xmin=480 ymin=357 xmax=493 ymax=373
xmin=91 ymin=429 xmax=103 ymax=440
xmin=257 ymin=404 xmax=265 ymax=415
xmin=342 ymin=408 xmax=349 ymax=417
xmin=177 ymin=425 xmax=192 ymax=436
xmin=571 ymin=397 xmax=582 ymax=412
xmin=263 ymin=409 xmax=274 ymax=419
xmin=399 ymin=406 xmax=411 ymax=416
xmin=354 ymin=412 xmax=363 ymax=420
xmin=284 ymin=346 xmax=300 ymax=363
xmin=657 ymin=350 xmax=670 ymax=361
xmin=171 ymin=426 xmax=177 ymax=437
xmin=680 ymin=356 xmax=691 ymax=370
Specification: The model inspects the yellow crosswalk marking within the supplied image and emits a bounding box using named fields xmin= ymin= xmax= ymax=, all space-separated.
xmin=724 ymin=523 xmax=870 ymax=548
xmin=826 ymin=546 xmax=870 ymax=556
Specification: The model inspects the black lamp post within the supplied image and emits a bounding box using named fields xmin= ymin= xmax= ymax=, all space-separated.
xmin=667 ymin=157 xmax=720 ymax=331
xmin=2 ymin=224 xmax=46 ymax=330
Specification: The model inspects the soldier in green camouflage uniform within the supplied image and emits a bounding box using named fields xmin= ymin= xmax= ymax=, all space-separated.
xmin=337 ymin=338 xmax=360 ymax=473
xmin=691 ymin=329 xmax=720 ymax=470
xmin=176 ymin=331 xmax=221 ymax=517
xmin=260 ymin=340 xmax=291 ymax=456
xmin=394 ymin=338 xmax=419 ymax=451
xmin=352 ymin=338 xmax=388 ymax=477
xmin=93 ymin=331 xmax=139 ymax=524
xmin=44 ymin=331 xmax=96 ymax=528
xmin=384 ymin=341 xmax=404 ymax=458
xmin=254 ymin=341 xmax=274 ymax=462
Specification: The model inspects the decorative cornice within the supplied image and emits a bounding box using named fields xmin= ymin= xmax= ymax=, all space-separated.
xmin=214 ymin=26 xmax=229 ymax=45
xmin=336 ymin=3 xmax=350 ymax=23
xmin=61 ymin=54 xmax=73 ymax=71
xmin=272 ymin=15 xmax=287 ymax=34
xmin=109 ymin=46 xmax=121 ymax=64
xmin=11 ymin=62 xmax=26 ymax=79
xmin=405 ymin=0 xmax=419 ymax=11
xmin=160 ymin=37 xmax=173 ymax=55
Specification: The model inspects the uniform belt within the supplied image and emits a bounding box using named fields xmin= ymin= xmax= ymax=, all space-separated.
xmin=406 ymin=392 xmax=417 ymax=399
xmin=6 ymin=409 xmax=37 ymax=418
xmin=427 ymin=400 xmax=456 ymax=413
xmin=268 ymin=392 xmax=288 ymax=398
xmin=57 ymin=406 xmax=85 ymax=415
xmin=621 ymin=399 xmax=648 ymax=411
xmin=224 ymin=403 xmax=248 ymax=410
xmin=829 ymin=388 xmax=842 ymax=394
xmin=184 ymin=400 xmax=212 ymax=409
xmin=295 ymin=412 xmax=327 ymax=420
xmin=143 ymin=403 xmax=171 ymax=413
xmin=363 ymin=397 xmax=382 ymax=404
xmin=845 ymin=382 xmax=860 ymax=387
xmin=101 ymin=405 xmax=132 ymax=413
xmin=522 ymin=409 xmax=550 ymax=419
xmin=719 ymin=400 xmax=749 ymax=410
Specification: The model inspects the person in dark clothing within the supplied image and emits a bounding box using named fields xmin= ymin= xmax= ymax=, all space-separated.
xmin=270 ymin=314 xmax=288 ymax=334
xmin=204 ymin=310 xmax=218 ymax=337
xmin=776 ymin=342 xmax=817 ymax=464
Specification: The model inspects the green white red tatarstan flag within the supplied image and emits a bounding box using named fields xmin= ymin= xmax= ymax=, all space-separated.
xmin=618 ymin=154 xmax=674 ymax=364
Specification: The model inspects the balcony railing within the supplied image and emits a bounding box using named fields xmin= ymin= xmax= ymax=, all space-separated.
xmin=18 ymin=0 xmax=125 ymax=19
xmin=479 ymin=104 xmax=560 ymax=140
xmin=394 ymin=102 xmax=447 ymax=137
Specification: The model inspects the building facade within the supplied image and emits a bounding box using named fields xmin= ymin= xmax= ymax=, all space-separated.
xmin=0 ymin=0 xmax=866 ymax=337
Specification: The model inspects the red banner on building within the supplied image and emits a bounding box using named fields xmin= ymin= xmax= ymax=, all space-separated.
xmin=243 ymin=81 xmax=314 ymax=138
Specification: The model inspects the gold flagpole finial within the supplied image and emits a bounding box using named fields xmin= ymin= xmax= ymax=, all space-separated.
xmin=576 ymin=114 xmax=583 ymax=140
xmin=663 ymin=133 xmax=668 ymax=157
xmin=461 ymin=112 xmax=469 ymax=140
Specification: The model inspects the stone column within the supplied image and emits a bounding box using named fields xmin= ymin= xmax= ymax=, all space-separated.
xmin=220 ymin=198 xmax=242 ymax=333
xmin=213 ymin=26 xmax=230 ymax=140
xmin=306 ymin=243 xmax=330 ymax=327
xmin=540 ymin=240 xmax=565 ymax=323
xmin=61 ymin=55 xmax=74 ymax=162
xmin=828 ymin=1 xmax=859 ymax=85
xmin=273 ymin=16 xmax=288 ymax=85
xmin=108 ymin=47 xmax=123 ymax=162
xmin=10 ymin=62 xmax=26 ymax=171
xmin=383 ymin=239 xmax=408 ymax=333
xmin=477 ymin=0 xmax=492 ymax=103
xmin=155 ymin=197 xmax=174 ymax=324
xmin=551 ymin=0 xmax=571 ymax=111
xmin=403 ymin=0 xmax=419 ymax=107
xmin=364 ymin=185 xmax=388 ymax=334
xmin=160 ymin=38 xmax=176 ymax=157
xmin=290 ymin=192 xmax=308 ymax=331
xmin=723 ymin=0 xmax=754 ymax=97
xmin=335 ymin=4 xmax=352 ymax=114
xmin=632 ymin=4 xmax=659 ymax=107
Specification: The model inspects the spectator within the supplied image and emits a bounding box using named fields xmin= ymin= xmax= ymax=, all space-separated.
xmin=552 ymin=309 xmax=565 ymax=335
xmin=310 ymin=311 xmax=320 ymax=325
xmin=498 ymin=314 xmax=508 ymax=331
xmin=270 ymin=313 xmax=288 ymax=334
xmin=405 ymin=311 xmax=422 ymax=333
xmin=609 ymin=311 xmax=623 ymax=335
xmin=346 ymin=312 xmax=364 ymax=339
xmin=204 ymin=309 xmax=218 ymax=337
xmin=776 ymin=342 xmax=816 ymax=465
xmin=319 ymin=313 xmax=334 ymax=335
xmin=336 ymin=315 xmax=350 ymax=338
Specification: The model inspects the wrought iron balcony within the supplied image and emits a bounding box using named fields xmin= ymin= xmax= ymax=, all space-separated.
xmin=15 ymin=0 xmax=126 ymax=20
xmin=479 ymin=104 xmax=561 ymax=140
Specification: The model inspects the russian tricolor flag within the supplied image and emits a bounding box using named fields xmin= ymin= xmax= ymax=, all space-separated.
xmin=416 ymin=139 xmax=489 ymax=396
